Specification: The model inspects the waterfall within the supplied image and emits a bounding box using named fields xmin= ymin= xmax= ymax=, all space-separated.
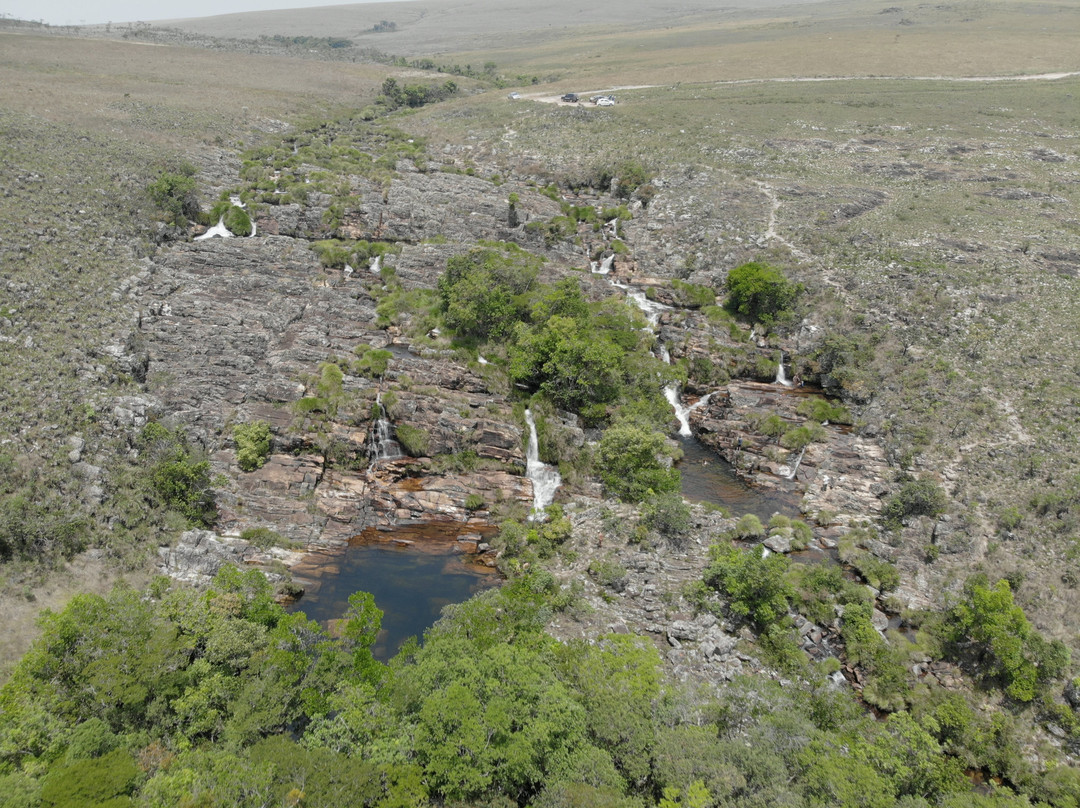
xmin=592 ymin=254 xmax=615 ymax=275
xmin=369 ymin=254 xmax=382 ymax=275
xmin=369 ymin=393 xmax=403 ymax=465
xmin=611 ymin=279 xmax=669 ymax=327
xmin=664 ymin=384 xmax=693 ymax=437
xmin=687 ymin=392 xmax=714 ymax=415
xmin=775 ymin=352 xmax=792 ymax=387
xmin=785 ymin=446 xmax=806 ymax=481
xmin=524 ymin=409 xmax=561 ymax=519
xmin=195 ymin=216 xmax=233 ymax=241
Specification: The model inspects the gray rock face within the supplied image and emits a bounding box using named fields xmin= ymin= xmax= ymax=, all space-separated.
xmin=131 ymin=167 xmax=592 ymax=562
xmin=158 ymin=529 xmax=250 ymax=586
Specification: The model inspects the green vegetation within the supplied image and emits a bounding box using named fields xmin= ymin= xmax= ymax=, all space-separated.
xmin=704 ymin=545 xmax=792 ymax=629
xmin=139 ymin=422 xmax=216 ymax=528
xmin=146 ymin=163 xmax=199 ymax=227
xmin=438 ymin=243 xmax=542 ymax=342
xmin=943 ymin=576 xmax=1069 ymax=702
xmin=7 ymin=566 xmax=1067 ymax=808
xmin=310 ymin=238 xmax=400 ymax=269
xmin=394 ymin=423 xmax=431 ymax=457
xmin=233 ymin=421 xmax=272 ymax=472
xmin=669 ymin=279 xmax=715 ymax=309
xmin=596 ymin=421 xmax=680 ymax=503
xmin=724 ymin=262 xmax=803 ymax=326
xmin=883 ymin=477 xmax=948 ymax=528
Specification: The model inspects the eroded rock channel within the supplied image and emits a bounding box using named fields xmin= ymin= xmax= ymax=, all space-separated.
xmin=140 ymin=137 xmax=902 ymax=686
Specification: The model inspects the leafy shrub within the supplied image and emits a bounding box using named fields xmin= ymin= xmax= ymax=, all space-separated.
xmin=438 ymin=244 xmax=542 ymax=341
xmin=353 ymin=344 xmax=393 ymax=378
xmin=589 ymin=558 xmax=629 ymax=592
xmin=234 ymin=420 xmax=272 ymax=472
xmin=733 ymin=513 xmax=765 ymax=539
xmin=725 ymin=261 xmax=802 ymax=325
xmin=840 ymin=602 xmax=910 ymax=711
xmin=147 ymin=164 xmax=199 ymax=226
xmin=670 ymin=279 xmax=716 ymax=308
xmin=139 ymin=422 xmax=216 ymax=527
xmin=780 ymin=423 xmax=825 ymax=451
xmin=222 ymin=204 xmax=253 ymax=236
xmin=642 ymin=492 xmax=693 ymax=541
xmin=944 ymin=576 xmax=1069 ymax=702
xmin=240 ymin=527 xmax=295 ymax=549
xmin=852 ymin=555 xmax=900 ymax=592
xmin=796 ymin=397 xmax=852 ymax=425
xmin=39 ymin=748 xmax=140 ymax=808
xmin=464 ymin=493 xmax=485 ymax=511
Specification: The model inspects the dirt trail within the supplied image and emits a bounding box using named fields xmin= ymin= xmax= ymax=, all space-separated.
xmin=523 ymin=71 xmax=1080 ymax=103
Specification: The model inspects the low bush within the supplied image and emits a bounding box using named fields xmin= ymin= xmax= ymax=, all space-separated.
xmin=883 ymin=477 xmax=947 ymax=528
xmin=394 ymin=424 xmax=431 ymax=457
xmin=703 ymin=544 xmax=791 ymax=628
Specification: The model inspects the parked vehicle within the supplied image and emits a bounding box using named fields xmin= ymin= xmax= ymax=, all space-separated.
xmin=507 ymin=92 xmax=522 ymax=100
xmin=561 ymin=92 xmax=579 ymax=103
xmin=596 ymin=96 xmax=615 ymax=106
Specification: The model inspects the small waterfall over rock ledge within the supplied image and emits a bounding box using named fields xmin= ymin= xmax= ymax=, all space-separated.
xmin=369 ymin=392 xmax=404 ymax=465
xmin=524 ymin=409 xmax=561 ymax=519
xmin=775 ymin=352 xmax=792 ymax=387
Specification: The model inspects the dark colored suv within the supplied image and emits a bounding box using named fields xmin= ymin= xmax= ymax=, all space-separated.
xmin=561 ymin=93 xmax=579 ymax=103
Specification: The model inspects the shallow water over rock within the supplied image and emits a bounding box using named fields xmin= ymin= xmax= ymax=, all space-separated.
xmin=676 ymin=435 xmax=798 ymax=521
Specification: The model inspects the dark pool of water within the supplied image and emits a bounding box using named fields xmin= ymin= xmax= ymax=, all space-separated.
xmin=676 ymin=436 xmax=798 ymax=521
xmin=287 ymin=538 xmax=499 ymax=661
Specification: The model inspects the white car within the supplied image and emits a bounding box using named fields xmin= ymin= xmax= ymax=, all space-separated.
xmin=507 ymin=92 xmax=522 ymax=100
xmin=596 ymin=96 xmax=615 ymax=106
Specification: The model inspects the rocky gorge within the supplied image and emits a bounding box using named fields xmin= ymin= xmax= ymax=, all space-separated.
xmin=124 ymin=129 xmax=918 ymax=694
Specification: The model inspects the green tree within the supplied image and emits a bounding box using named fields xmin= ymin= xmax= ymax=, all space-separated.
xmin=883 ymin=477 xmax=947 ymax=528
xmin=509 ymin=316 xmax=625 ymax=411
xmin=438 ymin=244 xmax=541 ymax=341
xmin=147 ymin=164 xmax=199 ymax=226
xmin=554 ymin=635 xmax=661 ymax=787
xmin=703 ymin=545 xmax=792 ymax=628
xmin=139 ymin=421 xmax=216 ymax=526
xmin=596 ymin=421 xmax=680 ymax=503
xmin=39 ymin=748 xmax=140 ymax=808
xmin=725 ymin=261 xmax=802 ymax=325
xmin=946 ymin=577 xmax=1069 ymax=701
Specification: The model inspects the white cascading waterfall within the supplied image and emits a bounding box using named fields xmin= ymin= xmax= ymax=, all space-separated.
xmin=592 ymin=253 xmax=615 ymax=275
xmin=195 ymin=196 xmax=256 ymax=240
xmin=524 ymin=408 xmax=561 ymax=519
xmin=369 ymin=392 xmax=404 ymax=465
xmin=663 ymin=384 xmax=693 ymax=437
xmin=657 ymin=344 xmax=693 ymax=436
xmin=611 ymin=278 xmax=669 ymax=327
xmin=775 ymin=351 xmax=792 ymax=387
xmin=369 ymin=254 xmax=382 ymax=275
